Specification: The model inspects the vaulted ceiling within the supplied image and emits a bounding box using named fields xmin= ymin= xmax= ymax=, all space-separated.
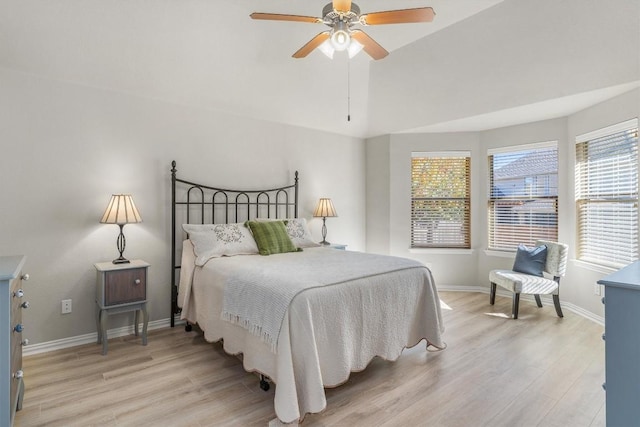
xmin=2 ymin=0 xmax=638 ymax=138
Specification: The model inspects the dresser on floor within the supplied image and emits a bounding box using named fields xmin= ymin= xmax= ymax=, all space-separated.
xmin=598 ymin=260 xmax=640 ymax=427
xmin=1 ymin=255 xmax=29 ymax=427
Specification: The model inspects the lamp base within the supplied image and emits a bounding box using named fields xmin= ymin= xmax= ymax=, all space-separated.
xmin=319 ymin=240 xmax=331 ymax=245
xmin=112 ymin=224 xmax=130 ymax=264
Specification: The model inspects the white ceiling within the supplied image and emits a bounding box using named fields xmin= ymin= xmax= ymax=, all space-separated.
xmin=1 ymin=0 xmax=636 ymax=137
xmin=1 ymin=0 xmax=506 ymax=137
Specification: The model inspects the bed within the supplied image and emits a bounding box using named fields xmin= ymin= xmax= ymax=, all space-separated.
xmin=170 ymin=161 xmax=445 ymax=424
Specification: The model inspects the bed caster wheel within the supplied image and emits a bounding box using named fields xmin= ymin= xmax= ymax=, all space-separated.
xmin=260 ymin=376 xmax=270 ymax=391
xmin=185 ymin=323 xmax=192 ymax=332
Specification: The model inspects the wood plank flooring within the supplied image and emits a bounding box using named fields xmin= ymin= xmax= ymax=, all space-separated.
xmin=15 ymin=292 xmax=605 ymax=426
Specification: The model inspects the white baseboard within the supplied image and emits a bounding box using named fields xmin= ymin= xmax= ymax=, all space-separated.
xmin=23 ymin=316 xmax=186 ymax=356
xmin=24 ymin=287 xmax=604 ymax=356
xmin=438 ymin=284 xmax=604 ymax=325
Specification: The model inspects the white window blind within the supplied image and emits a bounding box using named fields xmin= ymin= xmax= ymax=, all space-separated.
xmin=488 ymin=143 xmax=558 ymax=250
xmin=411 ymin=153 xmax=470 ymax=248
xmin=575 ymin=119 xmax=639 ymax=268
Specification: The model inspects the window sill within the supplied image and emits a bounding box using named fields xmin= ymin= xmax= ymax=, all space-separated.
xmin=484 ymin=249 xmax=515 ymax=258
xmin=572 ymin=259 xmax=619 ymax=274
xmin=409 ymin=248 xmax=475 ymax=255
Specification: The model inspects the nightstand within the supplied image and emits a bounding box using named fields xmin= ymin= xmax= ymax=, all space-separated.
xmin=94 ymin=259 xmax=149 ymax=355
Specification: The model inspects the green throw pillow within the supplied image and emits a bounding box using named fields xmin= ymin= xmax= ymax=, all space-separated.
xmin=246 ymin=220 xmax=301 ymax=256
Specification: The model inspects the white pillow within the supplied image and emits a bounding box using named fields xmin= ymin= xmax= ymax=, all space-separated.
xmin=285 ymin=218 xmax=320 ymax=248
xmin=182 ymin=223 xmax=259 ymax=266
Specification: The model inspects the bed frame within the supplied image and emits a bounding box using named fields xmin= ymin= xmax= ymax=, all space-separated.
xmin=170 ymin=160 xmax=299 ymax=328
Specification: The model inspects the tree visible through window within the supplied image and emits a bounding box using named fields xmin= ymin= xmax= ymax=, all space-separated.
xmin=411 ymin=152 xmax=470 ymax=248
xmin=575 ymin=119 xmax=638 ymax=268
xmin=488 ymin=143 xmax=558 ymax=250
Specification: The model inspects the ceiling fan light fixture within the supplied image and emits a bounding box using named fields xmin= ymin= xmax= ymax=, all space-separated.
xmin=347 ymin=39 xmax=364 ymax=58
xmin=330 ymin=21 xmax=350 ymax=51
xmin=318 ymin=39 xmax=335 ymax=58
xmin=331 ymin=29 xmax=350 ymax=50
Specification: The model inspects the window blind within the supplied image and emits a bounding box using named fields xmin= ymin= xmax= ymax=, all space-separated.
xmin=411 ymin=154 xmax=470 ymax=248
xmin=575 ymin=120 xmax=638 ymax=268
xmin=488 ymin=144 xmax=558 ymax=250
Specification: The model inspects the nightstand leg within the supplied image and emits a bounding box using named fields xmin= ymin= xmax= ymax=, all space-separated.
xmin=141 ymin=304 xmax=148 ymax=346
xmin=134 ymin=310 xmax=139 ymax=336
xmin=100 ymin=309 xmax=108 ymax=355
xmin=96 ymin=306 xmax=102 ymax=345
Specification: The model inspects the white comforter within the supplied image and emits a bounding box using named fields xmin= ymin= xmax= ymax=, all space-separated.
xmin=179 ymin=244 xmax=444 ymax=424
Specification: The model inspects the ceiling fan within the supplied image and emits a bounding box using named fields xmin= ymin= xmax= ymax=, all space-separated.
xmin=250 ymin=0 xmax=435 ymax=60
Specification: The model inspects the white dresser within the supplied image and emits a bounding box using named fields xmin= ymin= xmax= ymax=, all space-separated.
xmin=0 ymin=255 xmax=28 ymax=427
xmin=598 ymin=260 xmax=640 ymax=427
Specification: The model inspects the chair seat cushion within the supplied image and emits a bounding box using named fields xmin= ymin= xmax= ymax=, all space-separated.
xmin=490 ymin=269 xmax=559 ymax=295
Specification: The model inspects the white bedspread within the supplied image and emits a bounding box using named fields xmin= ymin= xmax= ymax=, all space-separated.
xmin=221 ymin=249 xmax=424 ymax=352
xmin=179 ymin=243 xmax=444 ymax=424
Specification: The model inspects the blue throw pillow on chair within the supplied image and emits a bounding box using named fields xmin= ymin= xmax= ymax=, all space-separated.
xmin=512 ymin=244 xmax=547 ymax=277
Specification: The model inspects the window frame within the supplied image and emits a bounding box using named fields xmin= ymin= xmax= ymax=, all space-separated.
xmin=487 ymin=141 xmax=559 ymax=251
xmin=575 ymin=119 xmax=639 ymax=269
xmin=410 ymin=151 xmax=471 ymax=249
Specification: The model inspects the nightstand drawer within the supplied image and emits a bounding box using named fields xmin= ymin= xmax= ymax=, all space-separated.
xmin=104 ymin=268 xmax=146 ymax=306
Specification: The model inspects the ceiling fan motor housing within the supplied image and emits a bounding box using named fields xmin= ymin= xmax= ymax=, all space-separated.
xmin=322 ymin=2 xmax=361 ymax=26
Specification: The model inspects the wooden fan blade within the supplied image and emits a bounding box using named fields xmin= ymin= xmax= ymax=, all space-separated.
xmin=250 ymin=12 xmax=321 ymax=24
xmin=351 ymin=30 xmax=388 ymax=60
xmin=361 ymin=7 xmax=435 ymax=25
xmin=333 ymin=0 xmax=352 ymax=13
xmin=293 ymin=32 xmax=331 ymax=58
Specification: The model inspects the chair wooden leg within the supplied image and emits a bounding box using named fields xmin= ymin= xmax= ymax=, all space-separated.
xmin=490 ymin=282 xmax=496 ymax=305
xmin=534 ymin=294 xmax=543 ymax=308
xmin=553 ymin=294 xmax=564 ymax=318
xmin=512 ymin=293 xmax=520 ymax=319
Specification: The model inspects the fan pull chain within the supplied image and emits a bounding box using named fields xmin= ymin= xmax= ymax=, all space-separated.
xmin=347 ymin=59 xmax=351 ymax=122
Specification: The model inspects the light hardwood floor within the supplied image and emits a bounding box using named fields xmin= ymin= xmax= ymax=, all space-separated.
xmin=15 ymin=291 xmax=605 ymax=427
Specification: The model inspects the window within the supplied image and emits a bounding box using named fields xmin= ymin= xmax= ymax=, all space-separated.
xmin=575 ymin=119 xmax=639 ymax=268
xmin=411 ymin=152 xmax=470 ymax=248
xmin=488 ymin=142 xmax=558 ymax=251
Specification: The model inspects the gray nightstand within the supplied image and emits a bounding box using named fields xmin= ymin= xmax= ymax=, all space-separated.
xmin=94 ymin=259 xmax=149 ymax=355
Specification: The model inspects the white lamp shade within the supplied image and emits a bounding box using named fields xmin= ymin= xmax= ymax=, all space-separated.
xmin=100 ymin=194 xmax=142 ymax=224
xmin=313 ymin=198 xmax=338 ymax=218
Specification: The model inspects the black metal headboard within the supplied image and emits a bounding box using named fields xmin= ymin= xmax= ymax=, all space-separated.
xmin=170 ymin=160 xmax=299 ymax=326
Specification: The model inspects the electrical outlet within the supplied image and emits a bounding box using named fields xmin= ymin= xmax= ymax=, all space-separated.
xmin=61 ymin=299 xmax=72 ymax=314
xmin=594 ymin=284 xmax=601 ymax=296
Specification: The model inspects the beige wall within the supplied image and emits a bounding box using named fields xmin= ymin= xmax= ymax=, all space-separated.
xmin=0 ymin=67 xmax=366 ymax=345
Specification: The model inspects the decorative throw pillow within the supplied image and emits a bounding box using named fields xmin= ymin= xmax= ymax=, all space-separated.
xmin=512 ymin=244 xmax=547 ymax=277
xmin=182 ymin=223 xmax=259 ymax=266
xmin=254 ymin=218 xmax=320 ymax=248
xmin=246 ymin=220 xmax=301 ymax=256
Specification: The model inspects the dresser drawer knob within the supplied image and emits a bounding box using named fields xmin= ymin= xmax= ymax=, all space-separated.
xmin=135 ymin=279 xmax=141 ymax=285
xmin=22 ymin=339 xmax=29 ymax=346
xmin=13 ymin=370 xmax=24 ymax=380
xmin=21 ymin=301 xmax=30 ymax=309
xmin=14 ymin=289 xmax=24 ymax=298
xmin=601 ymin=297 xmax=605 ymax=305
xmin=14 ymin=324 xmax=24 ymax=333
xmin=22 ymin=273 xmax=30 ymax=281
xmin=602 ymin=333 xmax=605 ymax=341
